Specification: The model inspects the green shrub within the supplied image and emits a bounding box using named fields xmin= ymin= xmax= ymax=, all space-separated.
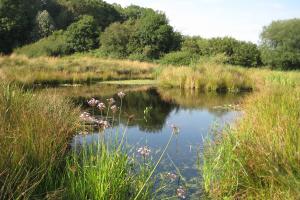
xmin=231 ymin=41 xmax=261 ymax=67
xmin=100 ymin=21 xmax=134 ymax=58
xmin=14 ymin=30 xmax=69 ymax=57
xmin=159 ymin=51 xmax=199 ymax=66
xmin=181 ymin=36 xmax=261 ymax=67
xmin=65 ymin=15 xmax=100 ymax=53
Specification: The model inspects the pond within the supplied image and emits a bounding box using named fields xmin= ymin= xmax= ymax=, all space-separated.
xmin=41 ymin=83 xmax=245 ymax=199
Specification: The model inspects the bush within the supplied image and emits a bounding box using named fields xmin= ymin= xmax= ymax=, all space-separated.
xmin=100 ymin=21 xmax=134 ymax=58
xmin=260 ymin=19 xmax=300 ymax=70
xmin=14 ymin=30 xmax=69 ymax=57
xmin=65 ymin=15 xmax=100 ymax=53
xmin=159 ymin=51 xmax=199 ymax=66
xmin=230 ymin=41 xmax=261 ymax=67
xmin=180 ymin=37 xmax=261 ymax=67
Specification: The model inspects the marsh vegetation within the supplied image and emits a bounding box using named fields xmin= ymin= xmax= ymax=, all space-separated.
xmin=0 ymin=0 xmax=300 ymax=199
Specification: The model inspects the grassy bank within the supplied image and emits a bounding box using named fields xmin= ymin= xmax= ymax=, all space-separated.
xmin=203 ymin=86 xmax=300 ymax=199
xmin=0 ymin=55 xmax=157 ymax=86
xmin=0 ymin=83 xmax=81 ymax=199
xmin=0 ymin=83 xmax=154 ymax=200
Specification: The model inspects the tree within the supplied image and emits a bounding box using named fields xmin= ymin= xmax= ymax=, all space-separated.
xmin=65 ymin=15 xmax=100 ymax=53
xmin=130 ymin=10 xmax=182 ymax=59
xmin=33 ymin=10 xmax=56 ymax=40
xmin=0 ymin=0 xmax=41 ymax=53
xmin=100 ymin=21 xmax=134 ymax=58
xmin=260 ymin=18 xmax=300 ymax=69
xmin=121 ymin=5 xmax=153 ymax=20
xmin=56 ymin=0 xmax=122 ymax=30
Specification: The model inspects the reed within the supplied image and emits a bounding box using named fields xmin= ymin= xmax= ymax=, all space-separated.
xmin=203 ymin=86 xmax=300 ymax=199
xmin=158 ymin=63 xmax=253 ymax=93
xmin=0 ymin=83 xmax=81 ymax=199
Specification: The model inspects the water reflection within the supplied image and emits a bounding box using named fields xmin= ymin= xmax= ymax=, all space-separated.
xmin=40 ymin=84 xmax=245 ymax=133
xmin=40 ymin=84 xmax=245 ymax=199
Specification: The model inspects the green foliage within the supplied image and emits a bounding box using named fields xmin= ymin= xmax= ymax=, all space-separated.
xmin=100 ymin=21 xmax=133 ymax=58
xmin=159 ymin=51 xmax=199 ymax=66
xmin=32 ymin=10 xmax=56 ymax=40
xmin=100 ymin=10 xmax=182 ymax=60
xmin=180 ymin=37 xmax=261 ymax=67
xmin=57 ymin=0 xmax=122 ymax=30
xmin=65 ymin=15 xmax=100 ymax=53
xmin=64 ymin=143 xmax=153 ymax=200
xmin=15 ymin=15 xmax=100 ymax=56
xmin=0 ymin=0 xmax=41 ymax=53
xmin=121 ymin=5 xmax=153 ymax=20
xmin=131 ymin=10 xmax=182 ymax=59
xmin=260 ymin=18 xmax=300 ymax=70
xmin=231 ymin=41 xmax=261 ymax=67
xmin=14 ymin=30 xmax=69 ymax=57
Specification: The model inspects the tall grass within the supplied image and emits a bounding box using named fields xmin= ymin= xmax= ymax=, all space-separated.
xmin=64 ymin=142 xmax=153 ymax=200
xmin=0 ymin=55 xmax=157 ymax=86
xmin=0 ymin=84 xmax=158 ymax=199
xmin=158 ymin=64 xmax=253 ymax=92
xmin=0 ymin=83 xmax=81 ymax=199
xmin=203 ymin=86 xmax=300 ymax=199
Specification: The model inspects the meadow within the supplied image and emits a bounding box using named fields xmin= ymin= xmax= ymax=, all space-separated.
xmin=0 ymin=55 xmax=157 ymax=87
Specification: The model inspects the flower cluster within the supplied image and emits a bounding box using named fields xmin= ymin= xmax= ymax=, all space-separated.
xmin=80 ymin=112 xmax=110 ymax=129
xmin=118 ymin=91 xmax=126 ymax=99
xmin=176 ymin=186 xmax=186 ymax=199
xmin=165 ymin=172 xmax=177 ymax=181
xmin=97 ymin=102 xmax=106 ymax=111
xmin=107 ymin=98 xmax=115 ymax=106
xmin=111 ymin=105 xmax=118 ymax=114
xmin=96 ymin=120 xmax=110 ymax=129
xmin=80 ymin=112 xmax=94 ymax=122
xmin=87 ymin=98 xmax=99 ymax=107
xmin=137 ymin=146 xmax=151 ymax=157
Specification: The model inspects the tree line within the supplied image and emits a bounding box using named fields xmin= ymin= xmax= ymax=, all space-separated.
xmin=0 ymin=0 xmax=299 ymax=69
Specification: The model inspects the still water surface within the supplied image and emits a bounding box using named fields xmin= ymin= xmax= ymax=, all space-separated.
xmin=44 ymin=84 xmax=244 ymax=199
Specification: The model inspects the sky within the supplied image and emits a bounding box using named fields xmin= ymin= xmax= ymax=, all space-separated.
xmin=105 ymin=0 xmax=300 ymax=43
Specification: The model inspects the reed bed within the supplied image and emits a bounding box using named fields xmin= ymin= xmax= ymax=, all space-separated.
xmin=203 ymin=86 xmax=300 ymax=199
xmin=0 ymin=83 xmax=81 ymax=199
xmin=158 ymin=64 xmax=253 ymax=93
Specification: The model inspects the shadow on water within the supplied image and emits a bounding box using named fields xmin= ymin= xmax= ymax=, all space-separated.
xmin=38 ymin=84 xmax=247 ymax=199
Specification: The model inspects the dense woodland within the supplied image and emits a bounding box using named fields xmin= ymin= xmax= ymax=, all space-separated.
xmin=1 ymin=0 xmax=299 ymax=69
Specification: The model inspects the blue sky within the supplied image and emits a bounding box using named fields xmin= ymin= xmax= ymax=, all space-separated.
xmin=105 ymin=0 xmax=300 ymax=43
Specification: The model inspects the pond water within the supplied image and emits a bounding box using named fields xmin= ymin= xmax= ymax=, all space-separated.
xmin=42 ymin=84 xmax=244 ymax=199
